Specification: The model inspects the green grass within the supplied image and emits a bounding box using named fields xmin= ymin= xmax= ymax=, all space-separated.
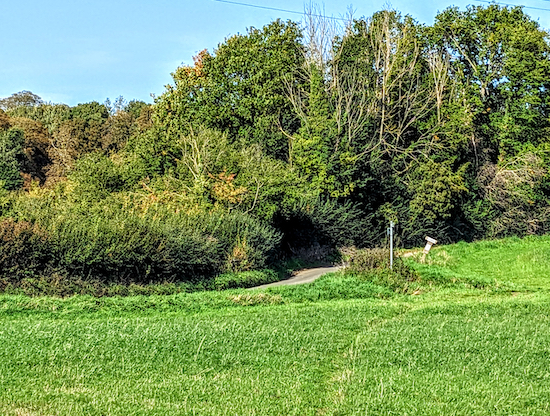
xmin=1 ymin=235 xmax=550 ymax=415
xmin=409 ymin=234 xmax=550 ymax=291
xmin=333 ymin=294 xmax=550 ymax=415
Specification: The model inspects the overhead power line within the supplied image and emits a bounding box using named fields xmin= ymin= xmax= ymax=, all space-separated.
xmin=475 ymin=0 xmax=550 ymax=12
xmin=211 ymin=0 xmax=349 ymax=21
xmin=214 ymin=0 xmax=550 ymax=19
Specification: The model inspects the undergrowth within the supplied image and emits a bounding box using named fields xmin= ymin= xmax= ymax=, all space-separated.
xmin=0 ymin=269 xmax=281 ymax=297
xmin=345 ymin=247 xmax=507 ymax=293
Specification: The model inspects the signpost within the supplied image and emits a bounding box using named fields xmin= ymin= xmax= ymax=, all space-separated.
xmin=422 ymin=236 xmax=437 ymax=262
xmin=423 ymin=236 xmax=437 ymax=254
xmin=388 ymin=221 xmax=394 ymax=269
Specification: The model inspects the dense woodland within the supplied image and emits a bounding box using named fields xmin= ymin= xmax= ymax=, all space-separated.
xmin=2 ymin=4 xmax=550 ymax=289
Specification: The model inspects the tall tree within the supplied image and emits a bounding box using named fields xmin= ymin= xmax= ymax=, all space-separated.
xmin=0 ymin=129 xmax=25 ymax=190
xmin=0 ymin=91 xmax=43 ymax=111
xmin=155 ymin=19 xmax=305 ymax=160
xmin=434 ymin=5 xmax=550 ymax=159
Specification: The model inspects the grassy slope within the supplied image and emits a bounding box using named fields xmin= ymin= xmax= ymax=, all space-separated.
xmin=1 ymin=236 xmax=550 ymax=415
xmin=411 ymin=235 xmax=550 ymax=291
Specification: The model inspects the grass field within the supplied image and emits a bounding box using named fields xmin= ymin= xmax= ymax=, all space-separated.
xmin=1 ymin=236 xmax=550 ymax=415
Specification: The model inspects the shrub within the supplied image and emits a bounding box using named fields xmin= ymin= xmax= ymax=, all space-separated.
xmin=345 ymin=248 xmax=421 ymax=293
xmin=166 ymin=209 xmax=282 ymax=272
xmin=202 ymin=211 xmax=282 ymax=271
xmin=346 ymin=248 xmax=389 ymax=271
xmin=5 ymin=181 xmax=282 ymax=286
xmin=13 ymin=195 xmax=282 ymax=284
xmin=69 ymin=153 xmax=125 ymax=197
xmin=0 ymin=218 xmax=50 ymax=281
xmin=48 ymin=212 xmax=220 ymax=283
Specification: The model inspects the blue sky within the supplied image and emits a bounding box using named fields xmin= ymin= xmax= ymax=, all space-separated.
xmin=2 ymin=0 xmax=550 ymax=106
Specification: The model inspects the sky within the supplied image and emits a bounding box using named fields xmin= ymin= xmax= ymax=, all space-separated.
xmin=2 ymin=0 xmax=550 ymax=106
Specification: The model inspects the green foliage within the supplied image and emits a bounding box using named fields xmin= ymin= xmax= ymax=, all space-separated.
xmin=69 ymin=153 xmax=126 ymax=197
xmin=48 ymin=211 xmax=220 ymax=283
xmin=125 ymin=100 xmax=149 ymax=119
xmin=125 ymin=126 xmax=307 ymax=221
xmin=0 ymin=90 xmax=43 ymax=111
xmin=0 ymin=128 xmax=25 ymax=190
xmin=290 ymin=65 xmax=340 ymax=195
xmin=214 ymin=269 xmax=278 ymax=290
xmin=70 ymin=101 xmax=109 ymax=123
xmin=123 ymin=127 xmax=178 ymax=177
xmin=101 ymin=111 xmax=135 ymax=152
xmin=6 ymin=102 xmax=71 ymax=135
xmin=345 ymin=248 xmax=421 ymax=293
xmin=434 ymin=4 xmax=550 ymax=157
xmin=217 ymin=143 xmax=307 ymax=220
xmin=0 ymin=185 xmax=12 ymax=216
xmin=408 ymin=160 xmax=468 ymax=223
xmin=196 ymin=209 xmax=282 ymax=271
xmin=471 ymin=148 xmax=550 ymax=238
xmin=156 ymin=19 xmax=304 ymax=159
xmin=5 ymin=5 xmax=550 ymax=292
xmin=0 ymin=218 xmax=50 ymax=284
xmin=4 ymin=189 xmax=282 ymax=285
xmin=173 ymin=127 xmax=233 ymax=198
xmin=9 ymin=117 xmax=52 ymax=175
xmin=274 ymin=197 xmax=367 ymax=256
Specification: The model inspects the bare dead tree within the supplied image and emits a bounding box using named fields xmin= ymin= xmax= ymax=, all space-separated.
xmin=283 ymin=6 xmax=469 ymax=193
xmin=302 ymin=3 xmax=342 ymax=69
xmin=363 ymin=12 xmax=450 ymax=160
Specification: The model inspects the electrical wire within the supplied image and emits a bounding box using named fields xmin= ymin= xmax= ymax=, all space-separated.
xmin=475 ymin=0 xmax=550 ymax=12
xmin=214 ymin=0 xmax=550 ymax=17
xmin=211 ymin=0 xmax=349 ymax=21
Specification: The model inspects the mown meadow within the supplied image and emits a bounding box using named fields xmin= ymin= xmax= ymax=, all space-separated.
xmin=1 ymin=236 xmax=550 ymax=415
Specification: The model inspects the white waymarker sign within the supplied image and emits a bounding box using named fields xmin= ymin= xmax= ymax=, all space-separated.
xmin=423 ymin=236 xmax=437 ymax=254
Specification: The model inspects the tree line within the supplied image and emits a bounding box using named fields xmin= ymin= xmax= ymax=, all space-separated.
xmin=1 ymin=4 xmax=549 ymax=288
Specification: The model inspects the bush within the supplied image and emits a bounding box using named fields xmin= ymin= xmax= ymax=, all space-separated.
xmin=69 ymin=153 xmax=149 ymax=198
xmin=8 ymin=194 xmax=282 ymax=285
xmin=345 ymin=248 xmax=421 ymax=293
xmin=199 ymin=210 xmax=282 ymax=271
xmin=346 ymin=248 xmax=389 ymax=271
xmin=48 ymin=212 xmax=220 ymax=283
xmin=0 ymin=218 xmax=50 ymax=282
xmin=69 ymin=153 xmax=125 ymax=197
